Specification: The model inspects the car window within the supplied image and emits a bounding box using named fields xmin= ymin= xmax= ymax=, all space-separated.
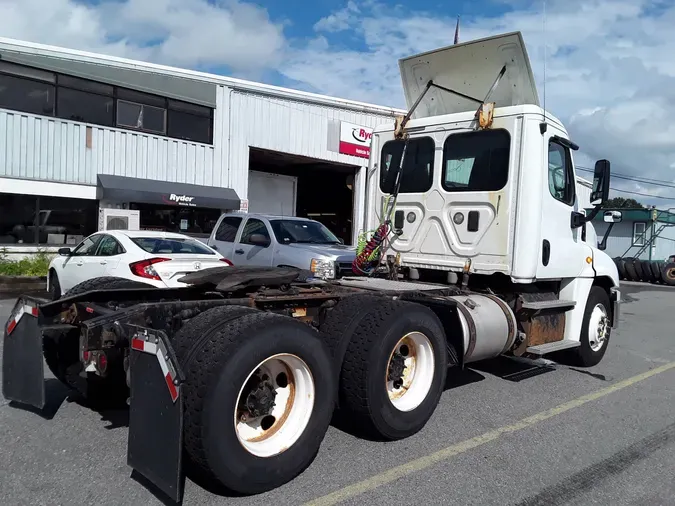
xmin=71 ymin=235 xmax=103 ymax=256
xmin=214 ymin=216 xmax=242 ymax=242
xmin=131 ymin=237 xmax=216 ymax=255
xmin=96 ymin=235 xmax=124 ymax=256
xmin=240 ymin=219 xmax=270 ymax=245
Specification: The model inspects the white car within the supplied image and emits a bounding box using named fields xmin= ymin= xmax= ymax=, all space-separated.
xmin=47 ymin=230 xmax=232 ymax=299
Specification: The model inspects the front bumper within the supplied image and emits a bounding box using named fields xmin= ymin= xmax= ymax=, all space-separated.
xmin=610 ymin=287 xmax=620 ymax=329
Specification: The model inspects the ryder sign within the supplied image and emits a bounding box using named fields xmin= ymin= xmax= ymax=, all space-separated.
xmin=339 ymin=122 xmax=373 ymax=159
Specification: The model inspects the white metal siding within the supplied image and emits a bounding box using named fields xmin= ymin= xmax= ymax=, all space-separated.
xmin=0 ymin=109 xmax=216 ymax=187
xmin=228 ymin=91 xmax=397 ymax=199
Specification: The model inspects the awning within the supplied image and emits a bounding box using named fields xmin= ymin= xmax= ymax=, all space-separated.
xmin=97 ymin=174 xmax=240 ymax=210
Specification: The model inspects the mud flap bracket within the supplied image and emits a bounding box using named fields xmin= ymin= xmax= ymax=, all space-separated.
xmin=126 ymin=325 xmax=185 ymax=503
xmin=2 ymin=297 xmax=45 ymax=409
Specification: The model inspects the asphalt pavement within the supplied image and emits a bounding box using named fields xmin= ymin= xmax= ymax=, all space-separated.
xmin=1 ymin=281 xmax=674 ymax=506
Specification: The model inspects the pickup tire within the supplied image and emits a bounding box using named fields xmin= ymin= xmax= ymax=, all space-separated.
xmin=177 ymin=310 xmax=335 ymax=495
xmin=42 ymin=276 xmax=152 ymax=407
xmin=337 ymin=299 xmax=448 ymax=440
xmin=559 ymin=286 xmax=611 ymax=367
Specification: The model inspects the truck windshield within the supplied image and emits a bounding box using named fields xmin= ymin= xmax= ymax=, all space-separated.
xmin=131 ymin=237 xmax=216 ymax=255
xmin=442 ymin=129 xmax=511 ymax=192
xmin=269 ymin=220 xmax=341 ymax=245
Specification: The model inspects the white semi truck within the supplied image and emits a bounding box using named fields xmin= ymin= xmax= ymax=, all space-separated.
xmin=2 ymin=32 xmax=620 ymax=502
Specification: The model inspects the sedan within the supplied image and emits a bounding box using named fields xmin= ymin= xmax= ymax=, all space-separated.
xmin=47 ymin=230 xmax=232 ymax=299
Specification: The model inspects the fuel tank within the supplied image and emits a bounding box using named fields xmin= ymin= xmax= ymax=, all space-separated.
xmin=445 ymin=293 xmax=517 ymax=363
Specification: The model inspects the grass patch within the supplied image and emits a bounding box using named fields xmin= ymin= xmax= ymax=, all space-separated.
xmin=0 ymin=249 xmax=54 ymax=277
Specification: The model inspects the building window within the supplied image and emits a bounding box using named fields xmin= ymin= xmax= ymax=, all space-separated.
xmin=633 ymin=222 xmax=647 ymax=246
xmin=0 ymin=193 xmax=97 ymax=245
xmin=380 ymin=137 xmax=435 ymax=194
xmin=548 ymin=140 xmax=576 ymax=206
xmin=129 ymin=202 xmax=222 ymax=237
xmin=0 ymin=61 xmax=214 ymax=144
xmin=0 ymin=73 xmax=55 ymax=116
xmin=57 ymin=87 xmax=114 ymax=126
xmin=167 ymin=99 xmax=213 ymax=144
xmin=442 ymin=129 xmax=511 ymax=192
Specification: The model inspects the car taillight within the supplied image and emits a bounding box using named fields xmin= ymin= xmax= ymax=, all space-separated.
xmin=220 ymin=258 xmax=233 ymax=266
xmin=129 ymin=257 xmax=171 ymax=280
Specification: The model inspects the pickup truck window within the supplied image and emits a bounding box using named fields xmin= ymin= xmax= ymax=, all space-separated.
xmin=269 ymin=219 xmax=341 ymax=245
xmin=215 ymin=216 xmax=243 ymax=242
xmin=441 ymin=129 xmax=510 ymax=192
xmin=240 ymin=219 xmax=271 ymax=245
xmin=380 ymin=137 xmax=435 ymax=194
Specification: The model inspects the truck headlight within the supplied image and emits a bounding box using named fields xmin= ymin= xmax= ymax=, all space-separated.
xmin=310 ymin=258 xmax=336 ymax=279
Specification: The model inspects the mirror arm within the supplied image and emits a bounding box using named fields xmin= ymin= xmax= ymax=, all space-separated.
xmin=585 ymin=205 xmax=602 ymax=223
xmin=598 ymin=221 xmax=615 ymax=251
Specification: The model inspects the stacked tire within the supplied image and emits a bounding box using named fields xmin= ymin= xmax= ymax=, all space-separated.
xmin=613 ymin=256 xmax=675 ymax=286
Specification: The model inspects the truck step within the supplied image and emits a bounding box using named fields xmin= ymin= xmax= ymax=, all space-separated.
xmin=520 ymin=300 xmax=576 ymax=312
xmin=526 ymin=340 xmax=580 ymax=355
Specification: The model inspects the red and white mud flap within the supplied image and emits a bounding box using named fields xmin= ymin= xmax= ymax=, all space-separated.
xmin=2 ymin=297 xmax=45 ymax=409
xmin=126 ymin=326 xmax=185 ymax=504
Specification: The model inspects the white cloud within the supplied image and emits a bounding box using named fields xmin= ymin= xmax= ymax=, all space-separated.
xmin=0 ymin=0 xmax=674 ymax=205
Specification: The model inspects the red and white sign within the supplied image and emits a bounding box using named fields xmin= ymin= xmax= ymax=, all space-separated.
xmin=339 ymin=122 xmax=373 ymax=159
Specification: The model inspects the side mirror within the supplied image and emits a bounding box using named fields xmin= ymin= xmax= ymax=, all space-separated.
xmin=338 ymin=237 xmax=345 ymax=245
xmin=249 ymin=234 xmax=270 ymax=247
xmin=591 ymin=159 xmax=611 ymax=206
xmin=58 ymin=247 xmax=72 ymax=256
xmin=603 ymin=210 xmax=622 ymax=223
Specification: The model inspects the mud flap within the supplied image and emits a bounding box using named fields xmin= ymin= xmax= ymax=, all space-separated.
xmin=2 ymin=298 xmax=45 ymax=409
xmin=126 ymin=326 xmax=185 ymax=503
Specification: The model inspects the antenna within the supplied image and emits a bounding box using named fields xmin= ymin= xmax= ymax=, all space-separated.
xmin=543 ymin=0 xmax=547 ymax=122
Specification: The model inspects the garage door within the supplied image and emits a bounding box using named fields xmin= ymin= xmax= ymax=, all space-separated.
xmin=248 ymin=170 xmax=297 ymax=216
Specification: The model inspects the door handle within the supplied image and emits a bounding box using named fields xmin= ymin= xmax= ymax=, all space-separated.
xmin=76 ymin=261 xmax=84 ymax=266
xmin=235 ymin=249 xmax=244 ymax=255
xmin=100 ymin=261 xmax=107 ymax=265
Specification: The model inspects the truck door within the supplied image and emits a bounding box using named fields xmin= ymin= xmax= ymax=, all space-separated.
xmin=232 ymin=217 xmax=274 ymax=267
xmin=209 ymin=215 xmax=244 ymax=262
xmin=535 ymin=131 xmax=590 ymax=279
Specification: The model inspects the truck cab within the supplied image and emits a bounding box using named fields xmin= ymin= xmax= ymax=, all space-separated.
xmin=360 ymin=31 xmax=619 ymax=353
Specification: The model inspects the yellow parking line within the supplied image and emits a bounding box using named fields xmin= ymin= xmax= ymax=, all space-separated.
xmin=304 ymin=361 xmax=675 ymax=506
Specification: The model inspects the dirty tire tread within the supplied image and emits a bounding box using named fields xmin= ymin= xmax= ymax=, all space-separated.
xmin=171 ymin=305 xmax=259 ymax=367
xmin=647 ymin=261 xmax=660 ymax=283
xmin=65 ymin=276 xmax=151 ymax=296
xmin=339 ymin=299 xmax=448 ymax=440
xmin=181 ymin=311 xmax=335 ymax=494
xmin=642 ymin=261 xmax=656 ymax=283
xmin=624 ymin=259 xmax=639 ymax=282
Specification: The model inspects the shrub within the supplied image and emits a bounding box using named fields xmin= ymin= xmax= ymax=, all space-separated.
xmin=0 ymin=249 xmax=54 ymax=277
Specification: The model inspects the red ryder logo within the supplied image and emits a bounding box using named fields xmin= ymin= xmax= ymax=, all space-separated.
xmin=338 ymin=121 xmax=374 ymax=159
xmin=351 ymin=128 xmax=372 ymax=144
xmin=169 ymin=194 xmax=194 ymax=203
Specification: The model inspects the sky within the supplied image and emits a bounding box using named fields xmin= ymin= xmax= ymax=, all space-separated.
xmin=1 ymin=0 xmax=675 ymax=207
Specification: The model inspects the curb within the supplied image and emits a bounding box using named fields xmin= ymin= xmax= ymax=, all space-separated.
xmin=0 ymin=275 xmax=47 ymax=294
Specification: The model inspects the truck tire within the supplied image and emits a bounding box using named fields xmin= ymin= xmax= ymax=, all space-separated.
xmin=633 ymin=259 xmax=647 ymax=282
xmin=648 ymin=261 xmax=661 ymax=283
xmin=613 ymin=258 xmax=627 ymax=280
xmin=624 ymin=258 xmax=639 ymax=282
xmin=338 ymin=299 xmax=448 ymax=440
xmin=641 ymin=260 xmax=656 ymax=283
xmin=558 ymin=286 xmax=612 ymax=367
xmin=661 ymin=262 xmax=675 ymax=286
xmin=42 ymin=276 xmax=152 ymax=407
xmin=178 ymin=311 xmax=336 ymax=495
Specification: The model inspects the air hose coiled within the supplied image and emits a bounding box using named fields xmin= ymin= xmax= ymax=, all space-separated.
xmin=352 ymin=222 xmax=389 ymax=275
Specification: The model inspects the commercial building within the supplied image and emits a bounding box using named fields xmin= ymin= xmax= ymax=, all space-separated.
xmin=0 ymin=37 xmax=403 ymax=256
xmin=592 ymin=208 xmax=675 ymax=261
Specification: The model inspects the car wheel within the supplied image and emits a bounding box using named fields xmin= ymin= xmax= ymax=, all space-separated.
xmin=49 ymin=270 xmax=61 ymax=300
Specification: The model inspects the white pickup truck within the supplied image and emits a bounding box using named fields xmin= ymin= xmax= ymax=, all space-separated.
xmin=206 ymin=212 xmax=357 ymax=279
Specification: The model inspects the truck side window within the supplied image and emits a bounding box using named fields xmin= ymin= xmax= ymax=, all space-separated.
xmin=215 ymin=216 xmax=242 ymax=242
xmin=548 ymin=141 xmax=576 ymax=206
xmin=379 ymin=137 xmax=434 ymax=194
xmin=441 ymin=129 xmax=510 ymax=192
xmin=240 ymin=219 xmax=270 ymax=245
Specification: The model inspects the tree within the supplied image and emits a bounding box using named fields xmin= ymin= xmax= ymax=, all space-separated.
xmin=602 ymin=197 xmax=645 ymax=209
